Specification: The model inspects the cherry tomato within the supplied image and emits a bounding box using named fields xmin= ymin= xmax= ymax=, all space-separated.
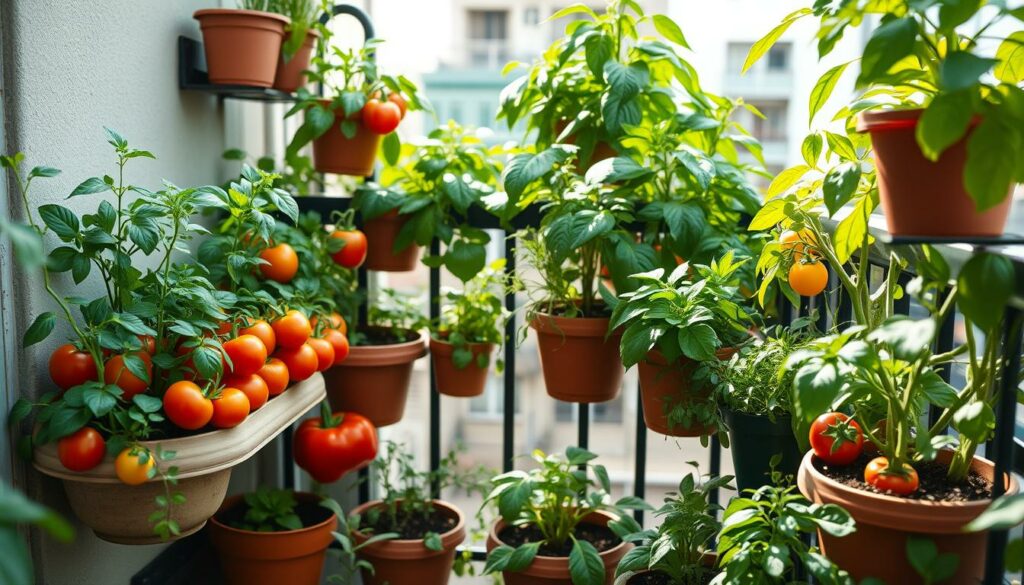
xmin=864 ymin=456 xmax=919 ymax=495
xmin=163 ymin=380 xmax=214 ymax=430
xmin=115 ymin=448 xmax=154 ymax=486
xmin=224 ymin=373 xmax=269 ymax=411
xmin=138 ymin=335 xmax=157 ymax=355
xmin=809 ymin=412 xmax=864 ymax=465
xmin=216 ymin=320 xmax=234 ymax=336
xmin=259 ymin=243 xmax=299 ymax=283
xmin=211 ymin=387 xmax=250 ymax=429
xmin=57 ymin=427 xmax=106 ymax=472
xmin=239 ymin=319 xmax=276 ymax=355
xmin=103 ymin=352 xmax=153 ymax=400
xmin=322 ymin=328 xmax=350 ymax=365
xmin=307 ymin=337 xmax=336 ymax=372
xmin=272 ymin=310 xmax=312 ymax=349
xmin=789 ymin=259 xmax=828 ymax=296
xmin=311 ymin=312 xmax=346 ymax=335
xmin=361 ymin=99 xmax=402 ymax=134
xmin=223 ymin=334 xmax=268 ymax=378
xmin=257 ymin=357 xmax=290 ymax=396
xmin=275 ymin=343 xmax=318 ymax=382
xmin=49 ymin=344 xmax=99 ymax=391
xmin=330 ymin=229 xmax=368 ymax=268
xmin=388 ymin=93 xmax=408 ymax=118
xmin=779 ymin=228 xmax=818 ymax=261
xmin=293 ymin=408 xmax=378 ymax=483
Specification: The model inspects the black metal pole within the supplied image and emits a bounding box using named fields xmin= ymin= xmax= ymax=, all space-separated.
xmin=502 ymin=233 xmax=517 ymax=473
xmin=633 ymin=381 xmax=646 ymax=523
xmin=429 ymin=239 xmax=441 ymax=497
xmin=578 ymin=403 xmax=590 ymax=451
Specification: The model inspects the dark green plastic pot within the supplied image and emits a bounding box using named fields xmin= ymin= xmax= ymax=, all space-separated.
xmin=724 ymin=409 xmax=803 ymax=491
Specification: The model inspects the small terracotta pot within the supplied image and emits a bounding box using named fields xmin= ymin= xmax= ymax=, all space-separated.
xmin=194 ymin=9 xmax=289 ymax=88
xmin=797 ymin=450 xmax=1019 ymax=584
xmin=486 ymin=512 xmax=630 ymax=585
xmin=312 ymin=110 xmax=382 ymax=177
xmin=430 ymin=337 xmax=494 ymax=397
xmin=530 ymin=310 xmax=623 ymax=403
xmin=273 ymin=29 xmax=320 ymax=93
xmin=350 ymin=499 xmax=466 ymax=585
xmin=613 ymin=553 xmax=717 ymax=585
xmin=362 ymin=210 xmax=420 ymax=271
xmin=857 ymin=109 xmax=1014 ymax=237
xmin=325 ymin=328 xmax=426 ymax=427
xmin=209 ymin=492 xmax=338 ymax=585
xmin=637 ymin=348 xmax=735 ymax=437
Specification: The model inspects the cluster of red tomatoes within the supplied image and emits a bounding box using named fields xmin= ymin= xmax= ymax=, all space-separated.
xmin=810 ymin=412 xmax=920 ymax=495
xmin=256 ymin=228 xmax=368 ymax=286
xmin=362 ymin=92 xmax=408 ymax=135
xmin=780 ymin=229 xmax=828 ymax=297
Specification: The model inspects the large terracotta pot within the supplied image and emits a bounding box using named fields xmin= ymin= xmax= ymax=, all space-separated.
xmin=273 ymin=29 xmax=320 ymax=93
xmin=33 ymin=374 xmax=326 ymax=544
xmin=362 ymin=210 xmax=420 ymax=271
xmin=797 ymin=450 xmax=1019 ymax=584
xmin=194 ymin=9 xmax=289 ymax=88
xmin=530 ymin=310 xmax=623 ymax=403
xmin=325 ymin=328 xmax=426 ymax=427
xmin=637 ymin=348 xmax=734 ymax=437
xmin=209 ymin=492 xmax=337 ymax=585
xmin=486 ymin=512 xmax=630 ymax=585
xmin=312 ymin=112 xmax=382 ymax=177
xmin=857 ymin=109 xmax=1013 ymax=237
xmin=430 ymin=337 xmax=494 ymax=397
xmin=350 ymin=499 xmax=466 ymax=585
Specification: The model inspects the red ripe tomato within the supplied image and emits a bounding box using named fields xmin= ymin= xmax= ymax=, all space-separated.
xmin=329 ymin=229 xmax=368 ymax=268
xmin=163 ymin=380 xmax=214 ymax=430
xmin=49 ymin=344 xmax=99 ymax=391
xmin=57 ymin=427 xmax=106 ymax=472
xmin=103 ymin=352 xmax=153 ymax=400
xmin=275 ymin=343 xmax=318 ymax=382
xmin=293 ymin=409 xmax=378 ymax=483
xmin=138 ymin=335 xmax=157 ymax=355
xmin=361 ymin=99 xmax=402 ymax=134
xmin=310 ymin=312 xmax=346 ymax=335
xmin=809 ymin=412 xmax=864 ymax=465
xmin=259 ymin=243 xmax=299 ymax=283
xmin=306 ymin=337 xmax=336 ymax=372
xmin=215 ymin=320 xmax=234 ymax=336
xmin=224 ymin=373 xmax=269 ymax=411
xmin=239 ymin=319 xmax=276 ymax=354
xmin=257 ymin=357 xmax=290 ymax=396
xmin=321 ymin=328 xmax=350 ymax=366
xmin=388 ymin=93 xmax=408 ymax=118
xmin=272 ymin=310 xmax=312 ymax=349
xmin=211 ymin=387 xmax=250 ymax=429
xmin=223 ymin=334 xmax=268 ymax=378
xmin=864 ymin=456 xmax=919 ymax=495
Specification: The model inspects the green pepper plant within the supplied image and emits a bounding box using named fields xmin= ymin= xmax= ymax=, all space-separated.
xmin=433 ymin=259 xmax=513 ymax=371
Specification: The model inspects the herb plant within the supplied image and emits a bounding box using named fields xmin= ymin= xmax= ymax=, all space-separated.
xmin=712 ymin=327 xmax=811 ymax=424
xmin=230 ymin=487 xmax=304 ymax=532
xmin=269 ymin=0 xmax=326 ymax=61
xmin=356 ymin=288 xmax=426 ymax=346
xmin=434 ymin=259 xmax=512 ymax=370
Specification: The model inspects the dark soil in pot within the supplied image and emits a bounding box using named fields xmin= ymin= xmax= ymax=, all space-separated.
xmin=361 ymin=506 xmax=458 ymax=539
xmin=815 ymin=453 xmax=993 ymax=502
xmin=627 ymin=570 xmax=716 ymax=585
xmin=217 ymin=499 xmax=332 ymax=529
xmin=353 ymin=327 xmax=419 ymax=347
xmin=498 ymin=523 xmax=620 ymax=556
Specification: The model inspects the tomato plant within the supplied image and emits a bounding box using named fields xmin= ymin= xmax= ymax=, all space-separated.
xmin=293 ymin=404 xmax=378 ymax=483
xmin=809 ymin=413 xmax=864 ymax=466
xmin=57 ymin=427 xmax=106 ymax=472
xmin=864 ymin=456 xmax=919 ymax=495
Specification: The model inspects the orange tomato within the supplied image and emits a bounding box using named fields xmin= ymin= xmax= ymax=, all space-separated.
xmin=321 ymin=328 xmax=350 ymax=365
xmin=789 ymin=260 xmax=828 ymax=296
xmin=259 ymin=243 xmax=299 ymax=283
xmin=239 ymin=319 xmax=276 ymax=354
xmin=211 ymin=387 xmax=250 ymax=429
xmin=115 ymin=448 xmax=154 ymax=486
xmin=864 ymin=457 xmax=919 ymax=495
xmin=779 ymin=229 xmax=818 ymax=261
xmin=163 ymin=380 xmax=214 ymax=430
xmin=272 ymin=310 xmax=312 ymax=349
xmin=257 ymin=357 xmax=290 ymax=396
xmin=223 ymin=334 xmax=268 ymax=378
xmin=104 ymin=352 xmax=153 ymax=400
xmin=388 ymin=93 xmax=408 ymax=118
xmin=224 ymin=373 xmax=269 ymax=411
xmin=307 ymin=337 xmax=336 ymax=372
xmin=329 ymin=230 xmax=368 ymax=268
xmin=275 ymin=343 xmax=318 ymax=382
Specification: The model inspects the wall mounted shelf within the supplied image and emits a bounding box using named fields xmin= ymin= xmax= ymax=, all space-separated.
xmin=177 ymin=36 xmax=298 ymax=103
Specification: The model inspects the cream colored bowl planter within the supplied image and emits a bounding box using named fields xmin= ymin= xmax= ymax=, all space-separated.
xmin=33 ymin=373 xmax=326 ymax=545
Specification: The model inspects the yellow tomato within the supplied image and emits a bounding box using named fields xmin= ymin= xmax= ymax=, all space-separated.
xmin=115 ymin=448 xmax=154 ymax=486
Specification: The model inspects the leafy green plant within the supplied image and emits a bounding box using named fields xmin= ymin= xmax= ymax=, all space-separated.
xmin=230 ymin=487 xmax=304 ymax=532
xmin=269 ymin=0 xmax=326 ymax=60
xmin=433 ymin=259 xmax=512 ymax=370
xmin=482 ymin=448 xmax=649 ymax=585
xmin=712 ymin=327 xmax=811 ymax=424
xmin=616 ymin=467 xmax=731 ymax=585
xmin=965 ymin=492 xmax=1024 ymax=573
xmin=713 ymin=461 xmax=855 ymax=585
xmin=355 ymin=288 xmax=427 ymax=346
xmin=0 ymin=481 xmax=74 ymax=585
xmin=322 ymin=497 xmax=397 ymax=584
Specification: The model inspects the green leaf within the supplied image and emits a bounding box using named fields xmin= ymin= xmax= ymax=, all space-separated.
xmin=83 ymin=384 xmax=119 ymax=417
xmin=966 ymin=493 xmax=1024 ymax=531
xmin=940 ymin=52 xmax=997 ymax=92
xmin=382 ymin=131 xmax=401 ymax=166
xmin=825 ymin=131 xmax=858 ymax=161
xmin=566 ymin=446 xmax=598 ymax=465
xmin=503 ymin=146 xmax=574 ymax=206
xmin=995 ymin=31 xmax=1024 ymax=83
xmin=29 ymin=166 xmax=60 ymax=178
xmin=569 ymin=539 xmax=605 ymax=585
xmin=663 ymin=201 xmax=705 ymax=254
xmin=857 ymin=17 xmax=918 ymax=87
xmin=822 ymin=162 xmax=861 ymax=216
xmin=674 ymin=150 xmax=714 ymax=191
xmin=128 ymin=222 xmax=159 ymax=255
xmin=917 ymin=90 xmax=974 ymax=161
xmin=964 ymin=117 xmax=1018 ymax=211
xmin=867 ymin=317 xmax=936 ymax=361
xmin=307 ymin=105 xmax=336 ymax=139
xmin=506 ymin=542 xmax=541 ymax=571
xmin=585 ymin=157 xmax=651 ymax=183
xmin=652 ymin=14 xmax=689 ymax=48
xmin=938 ymin=0 xmax=982 ymax=30
xmin=570 ymin=211 xmax=615 ymax=249
xmin=808 ymin=62 xmax=850 ymax=126
xmin=444 ymin=240 xmax=486 ymax=282
xmin=602 ymin=61 xmax=648 ymax=134
xmin=584 ymin=34 xmax=614 ymax=79
xmin=23 ymin=312 xmax=55 ymax=347
xmin=766 ymin=165 xmax=810 ymax=198
xmin=793 ymin=361 xmax=841 ymax=427
xmin=69 ymin=177 xmax=110 ymax=197
xmin=423 ymin=532 xmax=443 ymax=551
xmin=918 ymin=370 xmax=958 ymax=408
xmin=678 ymin=323 xmax=718 ymax=361
xmin=957 ymin=252 xmax=1013 ymax=331
xmin=620 ymin=323 xmax=662 ymax=367
xmin=802 ymin=133 xmax=823 ymax=167
xmin=952 ymin=401 xmax=995 ymax=443
xmin=483 ymin=545 xmax=515 ymax=574
xmin=38 ymin=204 xmax=79 ymax=240
xmin=742 ymin=9 xmax=811 ymax=73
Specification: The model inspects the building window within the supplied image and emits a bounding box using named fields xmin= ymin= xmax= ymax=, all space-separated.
xmin=766 ymin=43 xmax=791 ymax=72
xmin=523 ymin=7 xmax=540 ymax=26
xmin=726 ymin=41 xmax=791 ymax=74
xmin=736 ymin=100 xmax=788 ymax=143
xmin=467 ymin=10 xmax=509 ymax=68
xmin=555 ymin=397 xmax=623 ymax=423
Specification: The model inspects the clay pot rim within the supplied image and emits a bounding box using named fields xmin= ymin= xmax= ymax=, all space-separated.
xmin=644 ymin=346 xmax=736 ymax=366
xmin=429 ymin=336 xmax=496 ymax=351
xmin=193 ymin=8 xmax=292 ymax=25
xmin=856 ymin=107 xmax=983 ymax=134
xmin=349 ymin=499 xmax=466 ymax=553
xmin=344 ymin=328 xmax=426 ymax=366
xmin=487 ymin=510 xmax=629 ymax=562
xmin=529 ymin=308 xmax=619 ymax=338
xmin=209 ymin=491 xmax=338 ymax=538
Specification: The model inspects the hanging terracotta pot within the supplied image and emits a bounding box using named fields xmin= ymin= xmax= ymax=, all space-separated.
xmin=361 ymin=210 xmax=419 ymax=271
xmin=796 ymin=450 xmax=1019 ymax=584
xmin=486 ymin=512 xmax=630 ymax=585
xmin=637 ymin=348 xmax=735 ymax=437
xmin=530 ymin=309 xmax=623 ymax=403
xmin=724 ymin=409 xmax=802 ymax=491
xmin=194 ymin=9 xmax=289 ymax=88
xmin=857 ymin=109 xmax=1013 ymax=237
xmin=209 ymin=492 xmax=337 ymax=585
xmin=350 ymin=499 xmax=466 ymax=585
xmin=273 ymin=29 xmax=320 ymax=93
xmin=324 ymin=328 xmax=426 ymax=427
xmin=429 ymin=337 xmax=494 ymax=397
xmin=311 ymin=107 xmax=382 ymax=177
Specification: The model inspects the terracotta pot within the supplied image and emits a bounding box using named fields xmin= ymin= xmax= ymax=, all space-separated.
xmin=554 ymin=120 xmax=617 ymax=171
xmin=350 ymin=499 xmax=466 ymax=585
xmin=530 ymin=311 xmax=623 ymax=403
xmin=430 ymin=337 xmax=494 ymax=397
xmin=273 ymin=29 xmax=320 ymax=93
xmin=209 ymin=492 xmax=338 ymax=585
xmin=325 ymin=328 xmax=426 ymax=427
xmin=194 ymin=9 xmax=289 ymax=88
xmin=797 ymin=450 xmax=1019 ymax=584
xmin=362 ymin=210 xmax=420 ymax=271
xmin=33 ymin=374 xmax=326 ymax=544
xmin=613 ymin=553 xmax=717 ymax=585
xmin=312 ymin=110 xmax=382 ymax=177
xmin=637 ymin=348 xmax=735 ymax=437
xmin=857 ymin=109 xmax=1014 ymax=237
xmin=486 ymin=512 xmax=630 ymax=585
